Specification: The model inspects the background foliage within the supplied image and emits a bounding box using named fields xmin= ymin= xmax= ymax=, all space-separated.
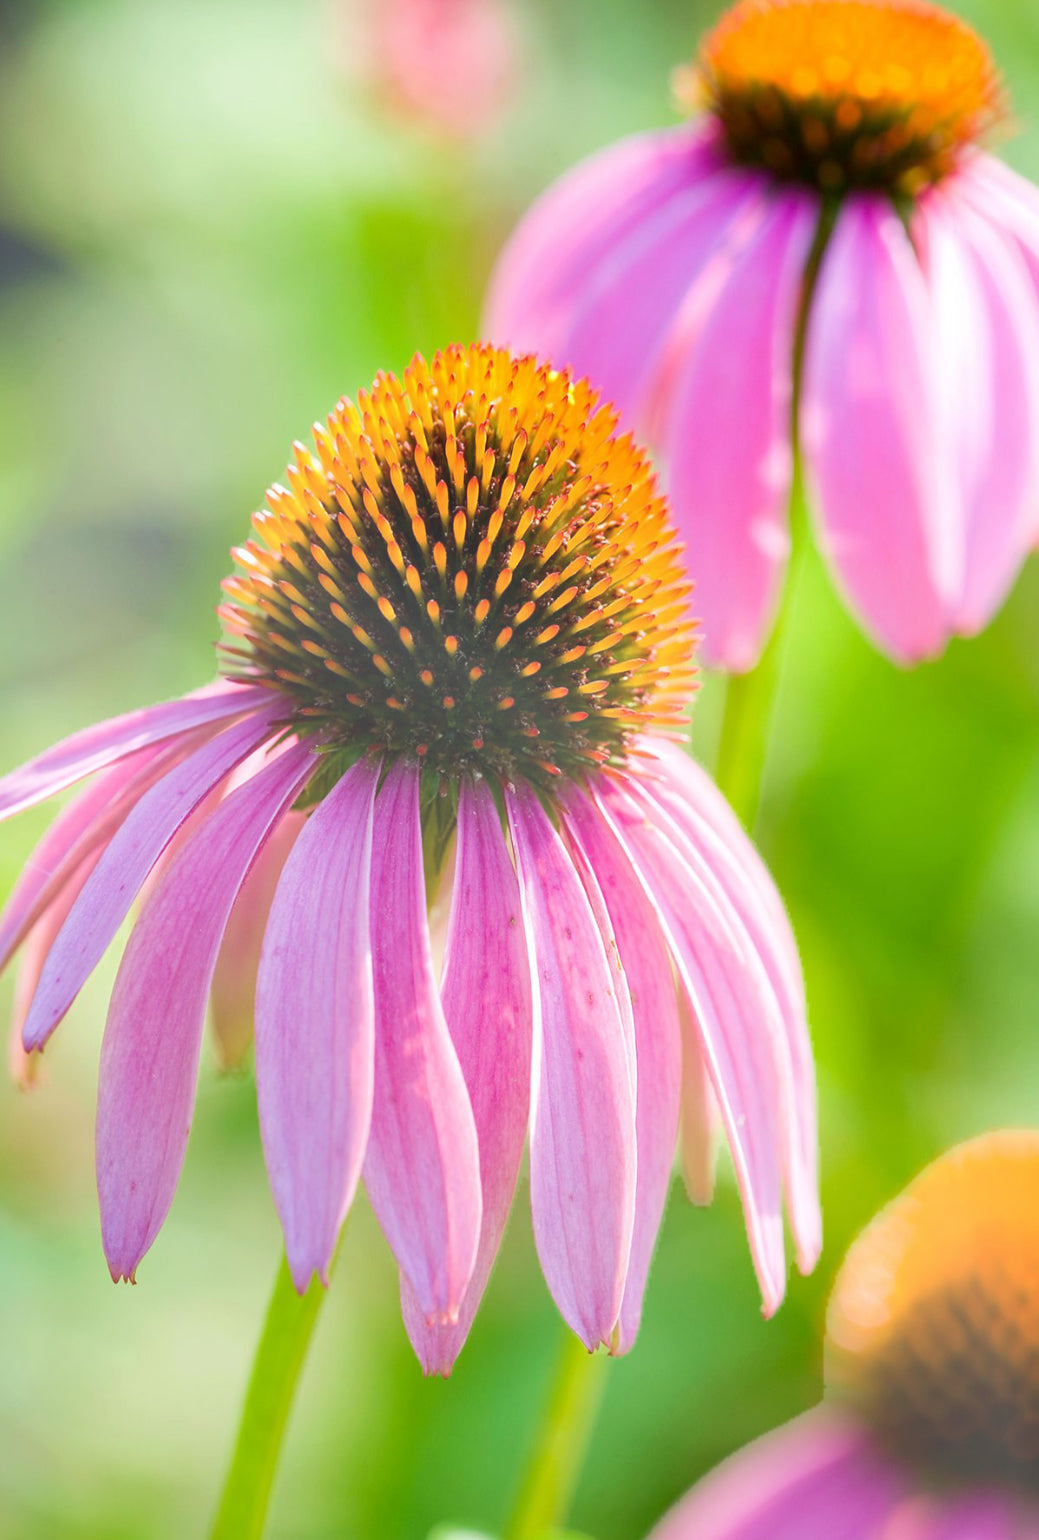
xmin=1 ymin=0 xmax=1038 ymax=1535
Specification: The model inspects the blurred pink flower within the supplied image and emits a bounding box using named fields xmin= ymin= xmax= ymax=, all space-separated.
xmin=0 ymin=346 xmax=818 ymax=1372
xmin=648 ymin=1130 xmax=1039 ymax=1539
xmin=346 ymin=0 xmax=521 ymax=139
xmin=486 ymin=0 xmax=1039 ymax=670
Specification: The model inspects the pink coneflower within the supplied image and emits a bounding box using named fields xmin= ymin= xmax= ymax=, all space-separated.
xmin=486 ymin=0 xmax=1039 ymax=670
xmin=649 ymin=1131 xmax=1039 ymax=1540
xmin=0 ymin=345 xmax=818 ymax=1372
xmin=345 ymin=0 xmax=520 ymax=141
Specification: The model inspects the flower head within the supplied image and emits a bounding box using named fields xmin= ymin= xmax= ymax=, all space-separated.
xmin=0 ymin=345 xmax=817 ymax=1372
xmin=694 ymin=0 xmax=1004 ymax=195
xmin=648 ymin=1132 xmax=1039 ymax=1539
xmin=486 ymin=0 xmax=1039 ymax=670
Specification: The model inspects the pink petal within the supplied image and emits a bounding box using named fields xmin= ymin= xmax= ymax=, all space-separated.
xmin=0 ymin=745 xmax=174 ymax=976
xmin=648 ymin=1412 xmax=904 ymax=1540
xmin=560 ymin=786 xmax=681 ymax=1354
xmin=637 ymin=744 xmax=820 ymax=1273
xmin=402 ymin=776 xmax=533 ymax=1374
xmin=678 ymin=996 xmax=721 ymax=1207
xmin=801 ymin=195 xmax=957 ymax=663
xmin=659 ymin=190 xmax=819 ymax=672
xmin=363 ymin=761 xmax=482 ymax=1323
xmin=484 ymin=124 xmax=721 ymax=356
xmin=22 ymin=704 xmax=281 ymax=1051
xmin=9 ymin=868 xmax=101 ymax=1087
xmin=97 ymin=741 xmax=315 ymax=1282
xmin=554 ymin=166 xmax=764 ymax=432
xmin=917 ymin=186 xmax=1039 ymax=632
xmin=591 ymin=776 xmax=788 ymax=1314
xmin=0 ymin=681 xmax=270 ymax=824
xmin=505 ymin=780 xmax=636 ymax=1349
xmin=255 ymin=757 xmax=380 ymax=1293
xmin=210 ymin=810 xmax=305 ymax=1070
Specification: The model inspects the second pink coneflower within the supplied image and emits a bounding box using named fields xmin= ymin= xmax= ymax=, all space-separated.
xmin=487 ymin=0 xmax=1039 ymax=670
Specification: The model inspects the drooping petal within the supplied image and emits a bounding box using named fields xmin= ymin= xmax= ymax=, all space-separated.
xmin=484 ymin=124 xmax=722 ymax=355
xmin=561 ymin=786 xmax=681 ymax=1353
xmin=916 ymin=185 xmax=1039 ymax=631
xmin=97 ymin=741 xmax=315 ymax=1282
xmin=0 ymin=682 xmax=270 ymax=824
xmin=648 ymin=1413 xmax=905 ymax=1540
xmin=402 ymin=776 xmax=533 ymax=1374
xmin=506 ymin=780 xmax=636 ymax=1349
xmin=801 ymin=195 xmax=957 ymax=663
xmin=0 ymin=745 xmax=173 ymax=976
xmin=210 ymin=810 xmax=305 ymax=1070
xmin=255 ymin=757 xmax=380 ymax=1293
xmin=22 ymin=703 xmax=281 ymax=1051
xmin=8 ymin=861 xmax=101 ymax=1086
xmin=658 ymin=190 xmax=819 ymax=672
xmin=363 ymin=761 xmax=482 ymax=1323
xmin=678 ymin=994 xmax=721 ymax=1207
xmin=635 ymin=744 xmax=819 ymax=1273
xmin=555 ymin=167 xmax=764 ymax=432
xmin=591 ymin=775 xmax=788 ymax=1313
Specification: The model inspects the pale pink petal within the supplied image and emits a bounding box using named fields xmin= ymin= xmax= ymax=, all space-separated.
xmin=560 ymin=786 xmax=681 ymax=1353
xmin=917 ymin=186 xmax=1039 ymax=631
xmin=255 ymin=757 xmax=380 ymax=1292
xmin=591 ymin=776 xmax=787 ymax=1313
xmin=209 ymin=810 xmax=305 ymax=1070
xmin=678 ymin=995 xmax=721 ymax=1207
xmin=484 ymin=124 xmax=722 ymax=356
xmin=801 ymin=195 xmax=957 ymax=663
xmin=22 ymin=704 xmax=281 ymax=1051
xmin=505 ymin=780 xmax=636 ymax=1349
xmin=635 ymin=744 xmax=819 ymax=1273
xmin=402 ymin=776 xmax=533 ymax=1374
xmin=97 ymin=741 xmax=315 ymax=1282
xmin=0 ymin=682 xmax=270 ymax=824
xmin=660 ymin=190 xmax=819 ymax=672
xmin=0 ymin=746 xmax=173 ymax=976
xmin=555 ymin=167 xmax=764 ymax=431
xmin=364 ymin=761 xmax=482 ymax=1323
xmin=648 ymin=1412 xmax=904 ymax=1540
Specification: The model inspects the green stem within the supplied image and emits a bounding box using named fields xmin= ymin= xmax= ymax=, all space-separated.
xmin=504 ymin=1331 xmax=608 ymax=1540
xmin=210 ymin=1254 xmax=328 ymax=1540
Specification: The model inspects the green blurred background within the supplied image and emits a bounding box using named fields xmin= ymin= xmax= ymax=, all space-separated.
xmin=2 ymin=0 xmax=1039 ymax=1535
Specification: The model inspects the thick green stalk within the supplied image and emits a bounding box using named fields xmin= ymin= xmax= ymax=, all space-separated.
xmin=209 ymin=1255 xmax=328 ymax=1540
xmin=503 ymin=1332 xmax=608 ymax=1540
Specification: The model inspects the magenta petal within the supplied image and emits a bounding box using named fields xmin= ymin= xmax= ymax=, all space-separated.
xmin=648 ymin=1412 xmax=904 ymax=1540
xmin=402 ymin=776 xmax=533 ymax=1374
xmin=917 ymin=187 xmax=1039 ymax=633
xmin=210 ymin=809 xmax=305 ymax=1070
xmin=0 ymin=745 xmax=175 ymax=976
xmin=22 ymin=704 xmax=281 ymax=1051
xmin=561 ymin=786 xmax=681 ymax=1354
xmin=506 ymin=780 xmax=636 ymax=1349
xmin=256 ymin=757 xmax=380 ymax=1293
xmin=639 ymin=743 xmax=820 ymax=1273
xmin=661 ymin=190 xmax=819 ymax=672
xmin=97 ymin=741 xmax=314 ymax=1282
xmin=0 ymin=682 xmax=269 ymax=824
xmin=555 ymin=166 xmax=763 ymax=432
xmin=592 ymin=776 xmax=787 ymax=1313
xmin=801 ymin=195 xmax=956 ymax=663
xmin=364 ymin=761 xmax=482 ymax=1323
xmin=484 ymin=124 xmax=721 ymax=357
